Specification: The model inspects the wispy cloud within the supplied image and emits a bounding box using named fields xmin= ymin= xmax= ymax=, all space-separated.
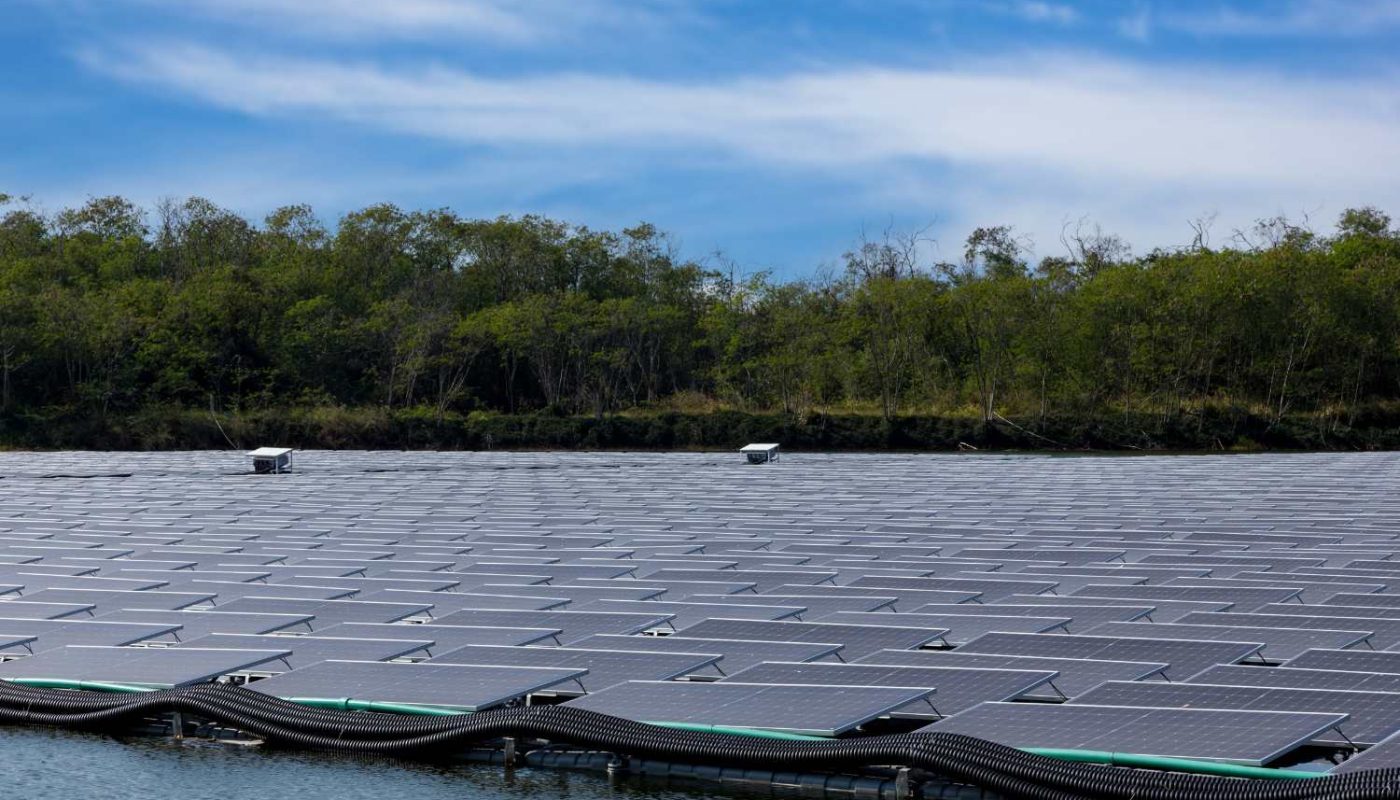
xmin=121 ymin=0 xmax=674 ymax=44
xmin=79 ymin=41 xmax=1400 ymax=196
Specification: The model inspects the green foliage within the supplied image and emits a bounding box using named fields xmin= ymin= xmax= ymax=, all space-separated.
xmin=2 ymin=194 xmax=1400 ymax=450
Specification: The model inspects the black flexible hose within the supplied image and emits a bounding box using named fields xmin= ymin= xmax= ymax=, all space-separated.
xmin=1 ymin=682 xmax=1398 ymax=800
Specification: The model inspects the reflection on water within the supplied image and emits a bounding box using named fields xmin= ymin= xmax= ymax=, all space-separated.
xmin=2 ymin=726 xmax=741 ymax=800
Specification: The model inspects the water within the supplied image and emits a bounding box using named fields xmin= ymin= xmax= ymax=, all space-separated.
xmin=1 ymin=726 xmax=729 ymax=800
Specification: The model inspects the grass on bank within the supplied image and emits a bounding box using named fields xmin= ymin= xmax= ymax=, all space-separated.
xmin=2 ymin=401 xmax=1399 ymax=452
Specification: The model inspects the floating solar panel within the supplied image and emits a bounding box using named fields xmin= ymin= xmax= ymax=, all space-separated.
xmin=429 ymin=573 xmax=556 ymax=590
xmin=254 ymin=565 xmax=367 ymax=579
xmin=278 ymin=576 xmax=463 ymax=593
xmin=247 ymin=660 xmax=587 ymax=711
xmin=761 ymin=584 xmax=983 ymax=606
xmin=577 ymin=578 xmax=759 ymax=598
xmin=643 ymin=569 xmax=836 ymax=592
xmin=846 ymin=575 xmax=1057 ymax=601
xmin=853 ymin=648 xmax=1167 ymax=699
xmin=0 ymin=601 xmax=95 ymax=620
xmin=478 ymin=583 xmax=666 ymax=603
xmin=998 ymin=593 xmax=1235 ymax=622
xmin=0 ymin=645 xmax=290 ymax=687
xmin=687 ymin=593 xmax=898 ymax=620
xmin=430 ymin=609 xmax=675 ymax=644
xmin=208 ymin=597 xmax=431 ymax=628
xmin=1187 ymin=664 xmax=1400 ymax=695
xmin=172 ymin=553 xmax=281 ymax=567
xmin=318 ymin=622 xmax=562 ymax=649
xmin=180 ymin=581 xmax=357 ymax=602
xmin=1287 ymin=649 xmax=1400 ymax=674
xmin=1069 ymin=583 xmax=1303 ymax=611
xmin=461 ymin=564 xmax=638 ymax=582
xmin=16 ymin=588 xmax=217 ymax=612
xmin=1173 ymin=609 xmax=1400 ymax=647
xmin=1232 ymin=571 xmax=1394 ymax=591
xmin=1138 ymin=554 xmax=1327 ymax=570
xmin=671 ymin=618 xmax=946 ymax=659
xmin=1324 ymin=593 xmax=1400 ymax=608
xmin=428 ymin=644 xmax=720 ymax=692
xmin=576 ymin=599 xmax=803 ymax=627
xmin=11 ymin=574 xmax=168 ymax=592
xmin=562 ymin=680 xmax=933 ymax=736
xmin=957 ymin=631 xmax=1263 ymax=680
xmin=0 ymin=618 xmax=182 ymax=652
xmin=570 ymin=634 xmax=841 ymax=673
xmin=817 ymin=611 xmax=1070 ymax=644
xmin=1333 ymin=730 xmax=1400 ymax=773
xmin=1163 ymin=577 xmax=1386 ymax=603
xmin=1256 ymin=602 xmax=1400 ymax=624
xmin=921 ymin=702 xmax=1346 ymax=765
xmin=113 ymin=569 xmax=273 ymax=584
xmin=178 ymin=633 xmax=433 ymax=666
xmin=1343 ymin=560 xmax=1400 ymax=573
xmin=94 ymin=609 xmax=314 ymax=639
xmin=1071 ymin=680 xmax=1400 ymax=746
xmin=917 ymin=603 xmax=1150 ymax=629
xmin=994 ymin=573 xmax=1148 ymax=594
xmin=1083 ymin=621 xmax=1371 ymax=662
xmin=360 ymin=589 xmax=570 ymax=612
xmin=721 ymin=661 xmax=1056 ymax=717
xmin=1016 ymin=564 xmax=1213 ymax=582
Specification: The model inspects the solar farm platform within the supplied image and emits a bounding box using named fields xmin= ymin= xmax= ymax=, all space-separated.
xmin=2 ymin=450 xmax=1400 ymax=775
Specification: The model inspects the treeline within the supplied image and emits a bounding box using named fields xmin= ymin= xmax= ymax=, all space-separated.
xmin=1 ymin=193 xmax=1399 ymax=450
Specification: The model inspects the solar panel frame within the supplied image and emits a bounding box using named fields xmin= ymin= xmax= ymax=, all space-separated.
xmin=817 ymin=610 xmax=1071 ymax=644
xmin=1187 ymin=664 xmax=1400 ymax=694
xmin=1286 ymin=648 xmax=1400 ymax=674
xmin=1083 ymin=620 xmax=1372 ymax=662
xmin=0 ymin=618 xmax=183 ymax=652
xmin=247 ymin=659 xmax=589 ymax=711
xmin=207 ymin=597 xmax=433 ymax=627
xmin=427 ymin=644 xmax=721 ymax=691
xmin=853 ymin=648 xmax=1168 ymax=699
xmin=720 ymin=660 xmax=1058 ymax=717
xmin=0 ymin=645 xmax=292 ymax=687
xmin=1333 ymin=730 xmax=1400 ymax=773
xmin=956 ymin=631 xmax=1265 ymax=680
xmin=1067 ymin=583 xmax=1303 ymax=611
xmin=562 ymin=680 xmax=935 ymax=736
xmin=1071 ymin=680 xmax=1400 ymax=746
xmin=671 ymin=617 xmax=948 ymax=658
xmin=318 ymin=622 xmax=563 ymax=649
xmin=429 ymin=609 xmax=676 ymax=644
xmin=570 ymin=634 xmax=843 ymax=673
xmin=919 ymin=702 xmax=1347 ymax=765
xmin=177 ymin=633 xmax=434 ymax=666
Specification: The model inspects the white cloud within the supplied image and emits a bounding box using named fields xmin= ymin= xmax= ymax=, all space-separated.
xmin=70 ymin=40 xmax=1400 ymax=257
xmin=81 ymin=43 xmax=1400 ymax=189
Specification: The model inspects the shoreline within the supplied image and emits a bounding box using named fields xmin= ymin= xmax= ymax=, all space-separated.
xmin=3 ymin=406 xmax=1398 ymax=452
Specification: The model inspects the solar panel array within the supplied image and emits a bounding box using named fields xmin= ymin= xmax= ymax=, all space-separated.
xmin=3 ymin=450 xmax=1400 ymax=766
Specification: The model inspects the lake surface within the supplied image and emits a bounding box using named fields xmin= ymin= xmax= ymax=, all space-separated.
xmin=2 ymin=725 xmax=729 ymax=800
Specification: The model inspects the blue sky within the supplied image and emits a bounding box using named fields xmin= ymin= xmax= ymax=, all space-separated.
xmin=4 ymin=0 xmax=1400 ymax=275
